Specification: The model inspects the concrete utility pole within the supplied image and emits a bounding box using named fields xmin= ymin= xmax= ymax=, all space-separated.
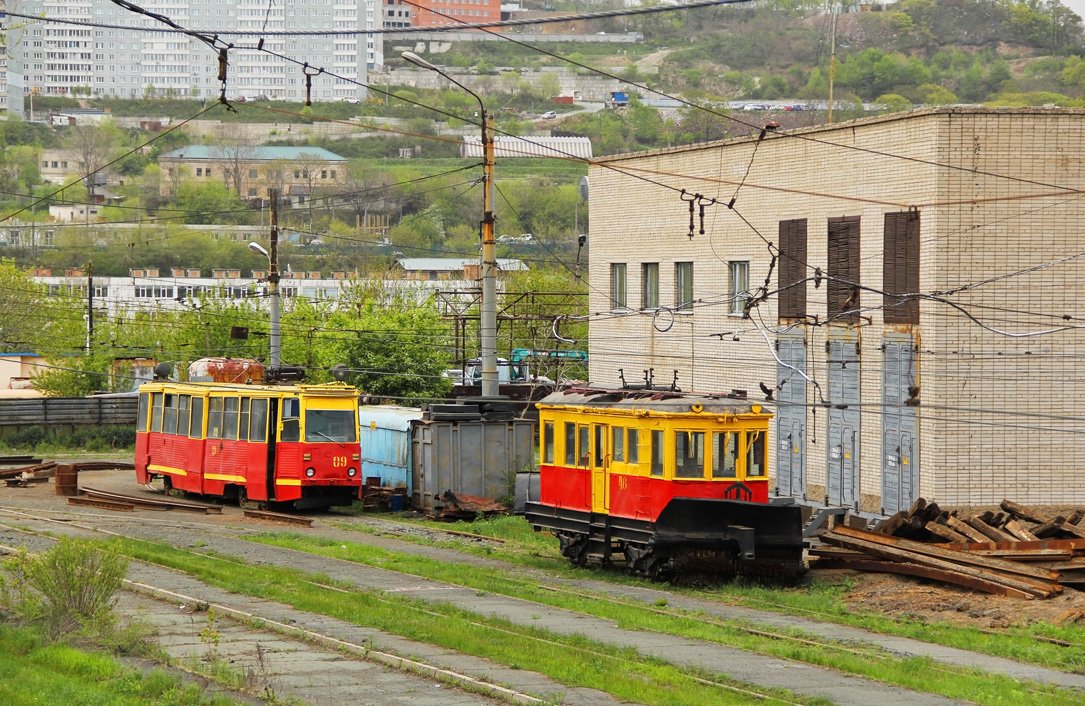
xmin=86 ymin=262 xmax=93 ymax=355
xmin=402 ymin=52 xmax=499 ymax=397
xmin=268 ymin=190 xmax=281 ymax=370
xmin=249 ymin=189 xmax=281 ymax=371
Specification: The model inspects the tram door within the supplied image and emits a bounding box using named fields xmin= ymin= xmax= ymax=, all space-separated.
xmin=591 ymin=423 xmax=610 ymax=513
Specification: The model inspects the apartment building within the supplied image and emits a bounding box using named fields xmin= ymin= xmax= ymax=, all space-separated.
xmin=587 ymin=107 xmax=1085 ymax=509
xmin=8 ymin=0 xmax=379 ymax=109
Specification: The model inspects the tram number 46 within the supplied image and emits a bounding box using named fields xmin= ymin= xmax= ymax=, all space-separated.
xmin=331 ymin=456 xmax=349 ymax=468
xmin=617 ymin=476 xmax=628 ymax=490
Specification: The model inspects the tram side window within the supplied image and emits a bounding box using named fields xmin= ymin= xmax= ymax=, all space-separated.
xmin=612 ymin=427 xmax=625 ymax=463
xmin=650 ymin=430 xmax=664 ymax=477
xmin=137 ymin=393 xmax=149 ymax=433
xmin=177 ymin=396 xmax=191 ymax=436
xmin=239 ymin=398 xmax=250 ymax=442
xmin=189 ymin=397 xmax=204 ymax=438
xmin=564 ymin=422 xmax=576 ymax=466
xmin=223 ymin=398 xmax=240 ymax=441
xmin=746 ymin=431 xmax=767 ymax=478
xmin=150 ymin=393 xmax=164 ymax=433
xmin=249 ymin=399 xmax=268 ymax=442
xmin=162 ymin=394 xmax=178 ymax=435
xmin=712 ymin=432 xmax=737 ymax=479
xmin=675 ymin=431 xmax=705 ymax=479
xmin=578 ymin=425 xmax=590 ymax=468
xmin=207 ymin=397 xmax=224 ymax=439
xmin=281 ymin=398 xmax=300 ymax=443
xmin=628 ymin=429 xmax=639 ymax=464
xmin=542 ymin=422 xmax=554 ymax=464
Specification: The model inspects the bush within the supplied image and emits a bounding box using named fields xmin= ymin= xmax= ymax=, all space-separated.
xmin=7 ymin=426 xmax=47 ymax=448
xmin=3 ymin=425 xmax=136 ymax=451
xmin=0 ymin=538 xmax=130 ymax=639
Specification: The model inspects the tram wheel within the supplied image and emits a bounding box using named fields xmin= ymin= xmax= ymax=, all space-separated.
xmin=238 ymin=488 xmax=266 ymax=511
xmin=557 ymin=532 xmax=589 ymax=566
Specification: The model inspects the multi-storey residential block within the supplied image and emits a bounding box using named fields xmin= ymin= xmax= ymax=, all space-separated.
xmin=8 ymin=0 xmax=378 ymax=109
xmin=587 ymin=107 xmax=1085 ymax=510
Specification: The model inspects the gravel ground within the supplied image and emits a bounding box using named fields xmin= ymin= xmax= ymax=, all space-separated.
xmin=3 ymin=467 xmax=1085 ymax=705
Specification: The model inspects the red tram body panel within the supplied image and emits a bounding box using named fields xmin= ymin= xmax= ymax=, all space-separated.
xmin=525 ymin=388 xmax=805 ymax=582
xmin=135 ymin=380 xmax=361 ymax=509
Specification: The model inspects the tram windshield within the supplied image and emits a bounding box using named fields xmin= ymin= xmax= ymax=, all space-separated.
xmin=305 ymin=409 xmax=358 ymax=443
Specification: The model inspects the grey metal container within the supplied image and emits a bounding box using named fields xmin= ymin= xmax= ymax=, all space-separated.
xmin=411 ymin=419 xmax=535 ymax=512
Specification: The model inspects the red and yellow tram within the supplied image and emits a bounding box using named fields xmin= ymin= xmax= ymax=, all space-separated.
xmin=135 ymin=381 xmax=361 ymax=509
xmin=525 ymin=388 xmax=806 ymax=582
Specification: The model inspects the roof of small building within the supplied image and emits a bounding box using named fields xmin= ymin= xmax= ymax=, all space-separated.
xmin=396 ymin=257 xmax=528 ymax=272
xmin=461 ymin=135 xmax=593 ymax=160
xmin=159 ymin=145 xmax=348 ymax=162
xmin=358 ymin=405 xmax=424 ymax=433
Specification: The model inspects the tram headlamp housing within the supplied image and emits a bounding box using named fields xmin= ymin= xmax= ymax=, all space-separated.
xmin=347 ymin=467 xmax=357 ymax=477
xmin=305 ymin=467 xmax=316 ymax=478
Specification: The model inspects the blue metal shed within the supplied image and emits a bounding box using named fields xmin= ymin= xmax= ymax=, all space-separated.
xmin=358 ymin=405 xmax=424 ymax=491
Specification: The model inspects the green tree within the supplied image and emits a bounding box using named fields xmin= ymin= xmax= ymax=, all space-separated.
xmin=338 ymin=296 xmax=452 ymax=401
xmin=916 ymin=83 xmax=958 ymax=105
xmin=0 ymin=259 xmax=51 ymax=354
xmin=172 ymin=181 xmax=249 ymax=224
xmin=874 ymin=93 xmax=913 ymax=113
xmin=677 ymin=103 xmax=730 ymax=145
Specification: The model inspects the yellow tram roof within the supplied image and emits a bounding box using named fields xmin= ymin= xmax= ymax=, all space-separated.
xmin=536 ymin=387 xmax=770 ymax=418
xmin=137 ymin=380 xmax=359 ymax=397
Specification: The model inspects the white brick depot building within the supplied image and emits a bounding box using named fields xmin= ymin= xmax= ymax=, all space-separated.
xmin=587 ymin=107 xmax=1085 ymax=511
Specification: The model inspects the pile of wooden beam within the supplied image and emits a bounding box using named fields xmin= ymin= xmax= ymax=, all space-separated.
xmin=871 ymin=498 xmax=1085 ymax=544
xmin=810 ymin=498 xmax=1085 ymax=599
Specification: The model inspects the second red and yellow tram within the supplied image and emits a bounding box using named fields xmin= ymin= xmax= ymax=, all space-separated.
xmin=525 ymin=388 xmax=806 ymax=582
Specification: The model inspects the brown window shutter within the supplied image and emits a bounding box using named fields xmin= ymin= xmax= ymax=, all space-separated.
xmin=778 ymin=219 xmax=807 ymax=319
xmin=827 ymin=216 xmax=860 ymax=323
xmin=883 ymin=211 xmax=920 ymax=324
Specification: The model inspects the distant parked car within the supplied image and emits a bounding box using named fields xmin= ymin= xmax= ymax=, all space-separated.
xmin=541 ymin=110 xmax=557 ymax=119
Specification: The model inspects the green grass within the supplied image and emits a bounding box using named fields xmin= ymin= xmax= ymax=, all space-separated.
xmin=328 ymin=514 xmax=1085 ymax=675
xmin=0 ymin=623 xmax=244 ymax=706
xmin=108 ymin=535 xmax=826 ymax=706
xmin=242 ymin=532 xmax=1085 ymax=706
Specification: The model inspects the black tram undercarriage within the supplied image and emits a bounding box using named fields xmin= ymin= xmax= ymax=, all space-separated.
xmin=525 ymin=498 xmax=807 ymax=584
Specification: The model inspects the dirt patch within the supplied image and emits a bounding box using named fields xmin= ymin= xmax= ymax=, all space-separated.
xmin=813 ymin=569 xmax=1084 ymax=629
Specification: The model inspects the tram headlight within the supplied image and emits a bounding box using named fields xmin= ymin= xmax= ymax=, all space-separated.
xmin=305 ymin=467 xmax=316 ymax=478
xmin=347 ymin=467 xmax=357 ymax=477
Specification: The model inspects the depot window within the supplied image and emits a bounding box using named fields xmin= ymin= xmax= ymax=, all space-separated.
xmin=207 ymin=397 xmax=224 ymax=439
xmin=674 ymin=431 xmax=704 ymax=479
xmin=650 ymin=430 xmax=664 ymax=477
xmin=249 ymin=399 xmax=268 ymax=443
xmin=305 ymin=409 xmax=358 ymax=443
xmin=543 ymin=422 xmax=554 ymax=464
xmin=150 ymin=392 xmax=163 ymax=433
xmin=712 ymin=432 xmax=737 ymax=479
xmin=177 ymin=395 xmax=191 ymax=436
xmin=612 ymin=426 xmax=624 ymax=463
xmin=189 ymin=397 xmax=204 ymax=438
xmin=281 ymin=397 xmax=300 ymax=443
xmin=137 ymin=393 xmax=149 ymax=432
xmin=746 ymin=431 xmax=767 ymax=479
xmin=564 ymin=422 xmax=576 ymax=466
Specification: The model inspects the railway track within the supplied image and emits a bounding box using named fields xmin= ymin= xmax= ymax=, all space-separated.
xmin=3 ymin=501 xmax=1084 ymax=705
xmin=242 ymin=509 xmax=313 ymax=527
xmin=0 ymin=512 xmax=811 ymax=706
